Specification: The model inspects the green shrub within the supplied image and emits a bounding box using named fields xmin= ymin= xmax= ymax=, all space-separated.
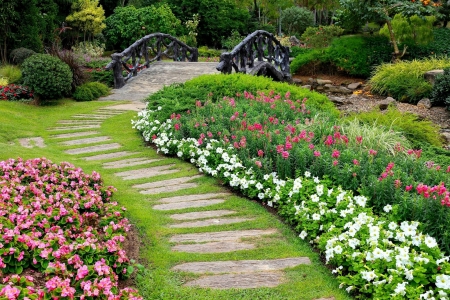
xmin=402 ymin=28 xmax=450 ymax=60
xmin=86 ymin=69 xmax=114 ymax=87
xmin=0 ymin=65 xmax=22 ymax=84
xmin=21 ymin=54 xmax=72 ymax=102
xmin=300 ymin=25 xmax=344 ymax=48
xmin=198 ymin=46 xmax=221 ymax=57
xmin=290 ymin=48 xmax=329 ymax=75
xmin=379 ymin=14 xmax=435 ymax=45
xmin=146 ymin=73 xmax=338 ymax=121
xmin=85 ymin=82 xmax=109 ymax=98
xmin=290 ymin=46 xmax=308 ymax=58
xmin=73 ymin=85 xmax=95 ymax=101
xmin=326 ymin=35 xmax=392 ymax=78
xmin=430 ymin=67 xmax=450 ymax=109
xmin=280 ymin=6 xmax=314 ymax=37
xmin=72 ymin=41 xmax=105 ymax=58
xmin=221 ymin=30 xmax=245 ymax=50
xmin=9 ymin=48 xmax=36 ymax=65
xmin=50 ymin=50 xmax=88 ymax=92
xmin=343 ymin=106 xmax=443 ymax=148
xmin=369 ymin=57 xmax=450 ymax=103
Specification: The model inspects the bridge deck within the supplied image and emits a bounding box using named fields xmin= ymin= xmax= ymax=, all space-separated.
xmin=100 ymin=61 xmax=219 ymax=102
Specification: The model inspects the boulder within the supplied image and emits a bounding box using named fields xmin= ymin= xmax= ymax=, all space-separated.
xmin=347 ymin=82 xmax=362 ymax=90
xmin=378 ymin=97 xmax=397 ymax=110
xmin=302 ymin=85 xmax=311 ymax=90
xmin=292 ymin=78 xmax=303 ymax=86
xmin=417 ymin=98 xmax=432 ymax=109
xmin=328 ymin=96 xmax=352 ymax=106
xmin=317 ymin=79 xmax=333 ymax=85
xmin=289 ymin=36 xmax=301 ymax=46
xmin=324 ymin=84 xmax=352 ymax=94
xmin=424 ymin=70 xmax=444 ymax=85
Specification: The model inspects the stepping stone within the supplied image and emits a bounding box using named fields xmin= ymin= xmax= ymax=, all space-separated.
xmin=102 ymin=158 xmax=161 ymax=169
xmin=170 ymin=210 xmax=236 ymax=221
xmin=103 ymin=103 xmax=147 ymax=111
xmin=114 ymin=164 xmax=178 ymax=180
xmin=96 ymin=109 xmax=128 ymax=115
xmin=169 ymin=217 xmax=254 ymax=228
xmin=57 ymin=120 xmax=102 ymax=124
xmin=315 ymin=298 xmax=336 ymax=300
xmin=172 ymin=241 xmax=255 ymax=253
xmin=48 ymin=125 xmax=101 ymax=131
xmin=172 ymin=257 xmax=311 ymax=273
xmin=133 ymin=175 xmax=202 ymax=189
xmin=153 ymin=199 xmax=224 ymax=211
xmin=140 ymin=183 xmax=198 ymax=195
xmin=159 ymin=193 xmax=230 ymax=203
xmin=51 ymin=131 xmax=99 ymax=139
xmin=170 ymin=229 xmax=277 ymax=243
xmin=18 ymin=137 xmax=45 ymax=148
xmin=60 ymin=136 xmax=111 ymax=146
xmin=72 ymin=114 xmax=112 ymax=119
xmin=83 ymin=151 xmax=140 ymax=161
xmin=183 ymin=272 xmax=284 ymax=289
xmin=65 ymin=143 xmax=121 ymax=155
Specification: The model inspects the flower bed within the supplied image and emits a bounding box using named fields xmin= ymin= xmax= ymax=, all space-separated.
xmin=0 ymin=84 xmax=33 ymax=102
xmin=133 ymin=91 xmax=450 ymax=298
xmin=0 ymin=158 xmax=142 ymax=299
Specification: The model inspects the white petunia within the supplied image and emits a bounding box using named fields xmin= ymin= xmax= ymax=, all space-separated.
xmin=388 ymin=222 xmax=398 ymax=231
xmin=361 ymin=270 xmax=378 ymax=282
xmin=299 ymin=231 xmax=307 ymax=239
xmin=304 ymin=171 xmax=311 ymax=178
xmin=436 ymin=274 xmax=450 ymax=289
xmin=392 ymin=282 xmax=408 ymax=296
xmin=404 ymin=269 xmax=414 ymax=281
xmin=313 ymin=176 xmax=320 ymax=183
xmin=424 ymin=235 xmax=438 ymax=248
xmin=316 ymin=184 xmax=324 ymax=196
xmin=258 ymin=193 xmax=265 ymax=199
xmin=383 ymin=204 xmax=392 ymax=213
xmin=310 ymin=194 xmax=320 ymax=202
xmin=312 ymin=213 xmax=321 ymax=221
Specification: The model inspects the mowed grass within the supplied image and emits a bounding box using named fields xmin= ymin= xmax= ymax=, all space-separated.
xmin=0 ymin=100 xmax=353 ymax=300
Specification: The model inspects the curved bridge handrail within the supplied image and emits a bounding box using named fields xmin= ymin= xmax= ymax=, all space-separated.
xmin=216 ymin=30 xmax=291 ymax=82
xmin=106 ymin=33 xmax=198 ymax=89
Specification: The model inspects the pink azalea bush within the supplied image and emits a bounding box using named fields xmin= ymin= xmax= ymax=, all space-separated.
xmin=0 ymin=158 xmax=142 ymax=299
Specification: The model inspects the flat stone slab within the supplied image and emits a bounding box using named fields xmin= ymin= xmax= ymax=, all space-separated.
xmin=183 ymin=272 xmax=284 ymax=289
xmin=140 ymin=183 xmax=198 ymax=195
xmin=18 ymin=137 xmax=45 ymax=148
xmin=72 ymin=114 xmax=112 ymax=119
xmin=48 ymin=125 xmax=101 ymax=131
xmin=102 ymin=158 xmax=161 ymax=169
xmin=159 ymin=193 xmax=230 ymax=203
xmin=153 ymin=199 xmax=225 ymax=211
xmin=170 ymin=229 xmax=277 ymax=243
xmin=169 ymin=217 xmax=254 ymax=228
xmin=95 ymin=109 xmax=128 ymax=115
xmin=60 ymin=136 xmax=111 ymax=146
xmin=114 ymin=164 xmax=178 ymax=180
xmin=83 ymin=151 xmax=140 ymax=161
xmin=172 ymin=241 xmax=255 ymax=253
xmin=103 ymin=103 xmax=147 ymax=111
xmin=172 ymin=257 xmax=311 ymax=274
xmin=65 ymin=143 xmax=121 ymax=155
xmin=170 ymin=210 xmax=236 ymax=221
xmin=51 ymin=131 xmax=99 ymax=139
xmin=315 ymin=298 xmax=336 ymax=300
xmin=133 ymin=175 xmax=202 ymax=189
xmin=57 ymin=120 xmax=102 ymax=124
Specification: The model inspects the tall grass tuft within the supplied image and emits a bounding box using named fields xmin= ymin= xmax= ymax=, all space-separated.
xmin=0 ymin=65 xmax=22 ymax=83
xmin=369 ymin=57 xmax=450 ymax=103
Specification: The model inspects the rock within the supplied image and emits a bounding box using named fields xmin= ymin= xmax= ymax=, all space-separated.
xmin=347 ymin=82 xmax=362 ymax=90
xmin=417 ymin=98 xmax=432 ymax=109
xmin=292 ymin=78 xmax=303 ymax=86
xmin=328 ymin=96 xmax=352 ymax=106
xmin=441 ymin=130 xmax=450 ymax=144
xmin=378 ymin=97 xmax=397 ymax=110
xmin=424 ymin=70 xmax=444 ymax=85
xmin=317 ymin=79 xmax=333 ymax=85
xmin=289 ymin=36 xmax=301 ymax=46
xmin=302 ymin=85 xmax=311 ymax=89
xmin=324 ymin=84 xmax=352 ymax=94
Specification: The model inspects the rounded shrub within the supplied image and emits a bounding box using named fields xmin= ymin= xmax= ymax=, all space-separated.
xmin=21 ymin=54 xmax=72 ymax=102
xmin=73 ymin=85 xmax=95 ymax=101
xmin=85 ymin=82 xmax=109 ymax=98
xmin=9 ymin=48 xmax=36 ymax=65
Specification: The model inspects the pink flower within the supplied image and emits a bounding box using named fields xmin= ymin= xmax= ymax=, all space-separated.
xmin=324 ymin=135 xmax=334 ymax=146
xmin=308 ymin=144 xmax=315 ymax=149
xmin=255 ymin=161 xmax=262 ymax=168
xmin=257 ymin=150 xmax=264 ymax=157
xmin=333 ymin=160 xmax=338 ymax=166
xmin=368 ymin=149 xmax=377 ymax=156
xmin=313 ymin=151 xmax=321 ymax=157
xmin=353 ymin=159 xmax=359 ymax=165
xmin=174 ymin=123 xmax=180 ymax=130
xmin=281 ymin=151 xmax=289 ymax=159
xmin=76 ymin=265 xmax=89 ymax=280
xmin=331 ymin=150 xmax=340 ymax=158
xmin=285 ymin=142 xmax=292 ymax=150
xmin=0 ymin=285 xmax=20 ymax=300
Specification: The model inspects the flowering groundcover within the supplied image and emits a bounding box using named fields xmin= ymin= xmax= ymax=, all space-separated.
xmin=133 ymin=91 xmax=450 ymax=299
xmin=0 ymin=158 xmax=142 ymax=299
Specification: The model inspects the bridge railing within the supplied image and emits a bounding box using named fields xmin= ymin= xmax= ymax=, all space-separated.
xmin=216 ymin=30 xmax=291 ymax=82
xmin=106 ymin=33 xmax=198 ymax=89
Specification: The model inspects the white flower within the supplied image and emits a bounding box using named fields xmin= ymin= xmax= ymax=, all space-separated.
xmin=383 ymin=204 xmax=392 ymax=213
xmin=310 ymin=194 xmax=320 ymax=203
xmin=345 ymin=286 xmax=354 ymax=292
xmin=258 ymin=193 xmax=265 ymax=199
xmin=361 ymin=270 xmax=377 ymax=282
xmin=436 ymin=274 xmax=450 ymax=289
xmin=177 ymin=151 xmax=183 ymax=157
xmin=392 ymin=282 xmax=408 ymax=296
xmin=255 ymin=182 xmax=264 ymax=190
xmin=388 ymin=222 xmax=398 ymax=231
xmin=316 ymin=184 xmax=324 ymax=196
xmin=354 ymin=195 xmax=367 ymax=207
xmin=437 ymin=257 xmax=449 ymax=265
xmin=313 ymin=176 xmax=320 ymax=183
xmin=304 ymin=171 xmax=311 ymax=178
xmin=327 ymin=188 xmax=333 ymax=196
xmin=299 ymin=231 xmax=307 ymax=239
xmin=216 ymin=147 xmax=223 ymax=154
xmin=404 ymin=269 xmax=414 ymax=281
xmin=348 ymin=238 xmax=360 ymax=249
xmin=424 ymin=235 xmax=438 ymax=248
xmin=312 ymin=213 xmax=321 ymax=221
xmin=334 ymin=245 xmax=343 ymax=254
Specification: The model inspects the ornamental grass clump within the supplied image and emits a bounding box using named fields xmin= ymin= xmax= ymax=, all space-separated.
xmin=0 ymin=158 xmax=142 ymax=299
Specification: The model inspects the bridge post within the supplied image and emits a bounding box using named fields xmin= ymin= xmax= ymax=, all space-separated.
xmin=106 ymin=53 xmax=126 ymax=89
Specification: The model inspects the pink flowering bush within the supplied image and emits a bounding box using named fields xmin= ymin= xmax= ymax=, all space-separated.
xmin=0 ymin=158 xmax=142 ymax=299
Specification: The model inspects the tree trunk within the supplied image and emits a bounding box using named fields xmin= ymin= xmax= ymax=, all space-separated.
xmin=386 ymin=19 xmax=401 ymax=62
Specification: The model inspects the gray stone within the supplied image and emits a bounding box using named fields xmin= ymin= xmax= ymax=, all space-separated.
xmin=172 ymin=241 xmax=255 ymax=253
xmin=324 ymin=84 xmax=352 ymax=94
xmin=315 ymin=79 xmax=332 ymax=85
xmin=48 ymin=125 xmax=101 ymax=131
xmin=417 ymin=98 xmax=432 ymax=109
xmin=183 ymin=272 xmax=284 ymax=289
xmin=302 ymin=85 xmax=311 ymax=89
xmin=292 ymin=78 xmax=303 ymax=86
xmin=159 ymin=193 xmax=230 ymax=203
xmin=289 ymin=36 xmax=301 ymax=46
xmin=72 ymin=114 xmax=112 ymax=119
xmin=102 ymin=158 xmax=161 ymax=169
xmin=18 ymin=137 xmax=45 ymax=148
xmin=103 ymin=103 xmax=147 ymax=111
xmin=114 ymin=164 xmax=178 ymax=180
xmin=65 ymin=143 xmax=121 ymax=155
xmin=95 ymin=109 xmax=128 ymax=114
xmin=347 ymin=82 xmax=362 ymax=90
xmin=51 ymin=131 xmax=99 ymax=139
xmin=328 ymin=96 xmax=351 ymax=106
xmin=133 ymin=175 xmax=201 ymax=189
xmin=60 ymin=136 xmax=111 ymax=146
xmin=172 ymin=257 xmax=311 ymax=273
xmin=424 ymin=70 xmax=444 ymax=85
xmin=378 ymin=97 xmax=397 ymax=110
xmin=83 ymin=151 xmax=140 ymax=161
xmin=170 ymin=210 xmax=236 ymax=220
xmin=153 ymin=199 xmax=225 ymax=211
xmin=140 ymin=183 xmax=198 ymax=195
xmin=169 ymin=217 xmax=253 ymax=228
xmin=169 ymin=229 xmax=277 ymax=243
xmin=57 ymin=120 xmax=102 ymax=125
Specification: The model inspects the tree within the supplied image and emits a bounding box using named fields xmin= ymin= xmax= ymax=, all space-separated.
xmin=66 ymin=0 xmax=106 ymax=41
xmin=281 ymin=6 xmax=314 ymax=36
xmin=379 ymin=13 xmax=435 ymax=44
